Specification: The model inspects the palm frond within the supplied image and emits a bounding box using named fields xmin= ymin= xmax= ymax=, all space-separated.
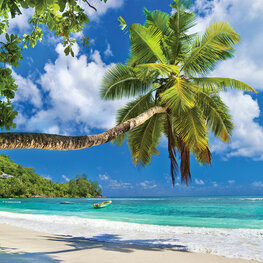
xmin=128 ymin=113 xmax=164 ymax=167
xmin=166 ymin=1 xmax=196 ymax=63
xmin=135 ymin=63 xmax=179 ymax=78
xmin=197 ymin=91 xmax=233 ymax=142
xmin=173 ymin=107 xmax=209 ymax=152
xmin=144 ymin=9 xmax=170 ymax=35
xmin=193 ymin=77 xmax=257 ymax=93
xmin=195 ymin=147 xmax=212 ymax=165
xmin=166 ymin=114 xmax=178 ymax=186
xmin=114 ymin=92 xmax=154 ymax=145
xmin=183 ymin=21 xmax=240 ymax=75
xmin=177 ymin=137 xmax=191 ymax=185
xmin=101 ymin=63 xmax=151 ymax=100
xmin=160 ymin=78 xmax=196 ymax=113
xmin=129 ymin=23 xmax=167 ymax=64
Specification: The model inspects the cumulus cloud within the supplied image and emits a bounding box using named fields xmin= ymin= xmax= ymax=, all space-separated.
xmin=211 ymin=91 xmax=263 ymax=160
xmin=195 ymin=179 xmax=205 ymax=185
xmin=139 ymin=180 xmax=157 ymax=189
xmin=12 ymin=71 xmax=42 ymax=108
xmin=14 ymin=43 xmax=127 ymax=134
xmin=8 ymin=8 xmax=34 ymax=33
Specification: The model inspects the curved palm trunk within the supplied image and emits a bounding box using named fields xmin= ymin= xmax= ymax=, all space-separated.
xmin=0 ymin=106 xmax=167 ymax=150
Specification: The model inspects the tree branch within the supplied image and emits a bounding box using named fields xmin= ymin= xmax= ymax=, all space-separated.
xmin=0 ymin=106 xmax=167 ymax=151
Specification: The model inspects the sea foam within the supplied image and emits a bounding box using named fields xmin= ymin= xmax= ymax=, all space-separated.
xmin=0 ymin=211 xmax=262 ymax=262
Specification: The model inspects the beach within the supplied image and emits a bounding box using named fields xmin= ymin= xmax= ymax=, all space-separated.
xmin=0 ymin=197 xmax=263 ymax=262
xmin=0 ymin=223 xmax=260 ymax=263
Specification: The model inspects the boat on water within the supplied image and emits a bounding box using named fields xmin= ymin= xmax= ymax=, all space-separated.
xmin=93 ymin=200 xmax=112 ymax=209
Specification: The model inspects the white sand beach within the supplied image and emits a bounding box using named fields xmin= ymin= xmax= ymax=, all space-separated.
xmin=0 ymin=223 xmax=260 ymax=263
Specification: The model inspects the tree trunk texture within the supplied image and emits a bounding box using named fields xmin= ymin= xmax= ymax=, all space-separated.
xmin=0 ymin=106 xmax=167 ymax=151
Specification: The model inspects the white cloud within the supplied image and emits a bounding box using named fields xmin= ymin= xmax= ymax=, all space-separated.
xmin=98 ymin=174 xmax=133 ymax=189
xmin=212 ymin=182 xmax=218 ymax=187
xmin=12 ymin=71 xmax=42 ymax=108
xmin=62 ymin=175 xmax=70 ymax=182
xmin=211 ymin=91 xmax=263 ymax=160
xmin=80 ymin=0 xmax=124 ymax=19
xmin=8 ymin=8 xmax=34 ymax=33
xmin=228 ymin=180 xmax=235 ymax=184
xmin=139 ymin=180 xmax=157 ymax=189
xmin=195 ymin=179 xmax=205 ymax=185
xmin=104 ymin=43 xmax=113 ymax=58
xmin=99 ymin=174 xmax=110 ymax=181
xmin=252 ymin=181 xmax=263 ymax=188
xmin=14 ymin=43 xmax=127 ymax=134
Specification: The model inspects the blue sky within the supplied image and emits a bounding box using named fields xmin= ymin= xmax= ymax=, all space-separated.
xmin=2 ymin=0 xmax=263 ymax=196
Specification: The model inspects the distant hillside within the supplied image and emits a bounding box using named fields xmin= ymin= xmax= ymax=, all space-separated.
xmin=0 ymin=155 xmax=102 ymax=198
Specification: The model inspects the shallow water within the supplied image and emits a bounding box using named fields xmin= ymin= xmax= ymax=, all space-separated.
xmin=0 ymin=196 xmax=262 ymax=228
xmin=0 ymin=196 xmax=263 ymax=261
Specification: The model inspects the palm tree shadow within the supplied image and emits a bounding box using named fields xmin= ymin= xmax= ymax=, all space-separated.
xmin=0 ymin=234 xmax=189 ymax=262
xmin=0 ymin=246 xmax=60 ymax=263
xmin=42 ymin=233 xmax=188 ymax=254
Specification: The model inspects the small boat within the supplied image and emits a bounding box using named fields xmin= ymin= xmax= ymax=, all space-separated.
xmin=93 ymin=200 xmax=112 ymax=209
xmin=60 ymin=201 xmax=75 ymax=204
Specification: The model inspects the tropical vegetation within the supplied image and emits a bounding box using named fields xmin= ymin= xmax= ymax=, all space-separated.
xmin=0 ymin=154 xmax=102 ymax=198
xmin=100 ymin=0 xmax=256 ymax=184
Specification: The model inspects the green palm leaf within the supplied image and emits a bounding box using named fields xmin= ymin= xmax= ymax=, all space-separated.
xmin=160 ymin=78 xmax=196 ymax=113
xmin=183 ymin=21 xmax=240 ymax=75
xmin=128 ymin=113 xmax=164 ymax=166
xmin=129 ymin=23 xmax=167 ymax=64
xmin=144 ymin=9 xmax=170 ymax=35
xmin=114 ymin=92 xmax=154 ymax=145
xmin=173 ymin=107 xmax=209 ymax=152
xmin=197 ymin=91 xmax=233 ymax=142
xmin=167 ymin=4 xmax=196 ymax=62
xmin=101 ymin=63 xmax=151 ymax=100
xmin=193 ymin=77 xmax=257 ymax=93
xmin=135 ymin=63 xmax=179 ymax=78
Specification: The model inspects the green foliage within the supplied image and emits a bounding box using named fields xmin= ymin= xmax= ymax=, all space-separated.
xmin=128 ymin=113 xmax=164 ymax=166
xmin=101 ymin=0 xmax=256 ymax=185
xmin=0 ymin=0 xmax=107 ymax=131
xmin=101 ymin=63 xmax=152 ymax=100
xmin=0 ymin=155 xmax=102 ymax=198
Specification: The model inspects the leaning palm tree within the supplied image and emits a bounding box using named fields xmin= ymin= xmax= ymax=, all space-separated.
xmin=101 ymin=0 xmax=256 ymax=185
xmin=0 ymin=0 xmax=256 ymax=186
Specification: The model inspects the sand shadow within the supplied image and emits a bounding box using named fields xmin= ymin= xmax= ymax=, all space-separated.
xmin=42 ymin=233 xmax=188 ymax=254
xmin=0 ymin=233 xmax=189 ymax=262
xmin=0 ymin=246 xmax=61 ymax=263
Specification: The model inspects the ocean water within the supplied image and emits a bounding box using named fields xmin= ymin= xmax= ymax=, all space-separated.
xmin=0 ymin=196 xmax=263 ymax=261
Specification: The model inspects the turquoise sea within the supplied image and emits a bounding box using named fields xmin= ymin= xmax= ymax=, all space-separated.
xmin=0 ymin=196 xmax=263 ymax=228
xmin=1 ymin=196 xmax=263 ymax=261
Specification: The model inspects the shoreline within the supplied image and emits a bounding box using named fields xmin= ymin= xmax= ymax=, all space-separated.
xmin=1 ymin=210 xmax=262 ymax=262
xmin=0 ymin=223 xmax=260 ymax=263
